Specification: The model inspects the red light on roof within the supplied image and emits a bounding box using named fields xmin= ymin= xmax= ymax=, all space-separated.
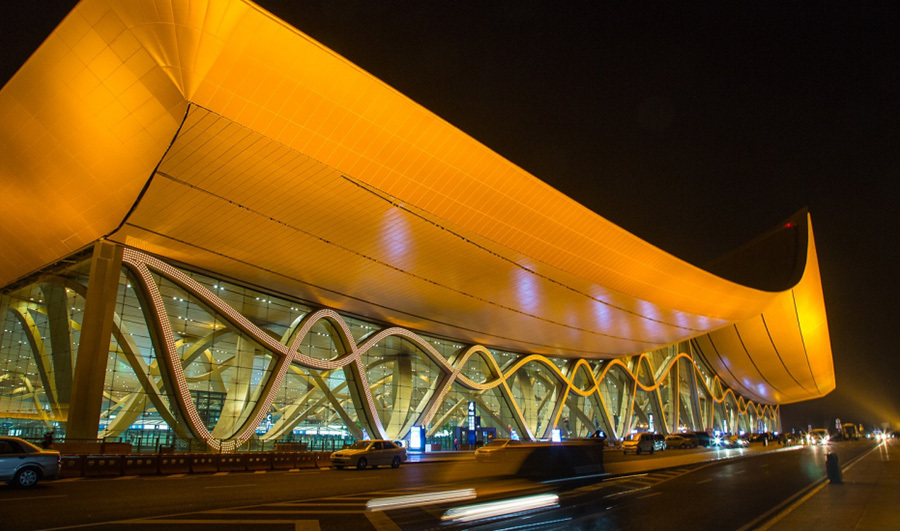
xmin=785 ymin=222 xmax=794 ymax=228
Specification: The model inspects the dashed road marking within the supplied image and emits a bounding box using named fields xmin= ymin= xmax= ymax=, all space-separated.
xmin=204 ymin=483 xmax=258 ymax=489
xmin=365 ymin=510 xmax=401 ymax=530
xmin=0 ymin=494 xmax=67 ymax=502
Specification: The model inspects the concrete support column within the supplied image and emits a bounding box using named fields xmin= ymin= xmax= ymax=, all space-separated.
xmin=66 ymin=241 xmax=123 ymax=440
xmin=688 ymin=362 xmax=705 ymax=430
xmin=42 ymin=283 xmax=74 ymax=412
xmin=670 ymin=359 xmax=680 ymax=431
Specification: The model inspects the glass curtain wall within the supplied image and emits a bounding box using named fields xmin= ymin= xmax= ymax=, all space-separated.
xmin=0 ymin=249 xmax=780 ymax=450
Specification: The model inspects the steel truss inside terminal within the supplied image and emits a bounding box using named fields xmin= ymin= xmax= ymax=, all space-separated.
xmin=0 ymin=244 xmax=778 ymax=451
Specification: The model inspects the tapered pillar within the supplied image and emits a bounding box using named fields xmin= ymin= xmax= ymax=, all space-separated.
xmin=67 ymin=241 xmax=123 ymax=440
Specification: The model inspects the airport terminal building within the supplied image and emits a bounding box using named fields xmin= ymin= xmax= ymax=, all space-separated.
xmin=0 ymin=0 xmax=834 ymax=452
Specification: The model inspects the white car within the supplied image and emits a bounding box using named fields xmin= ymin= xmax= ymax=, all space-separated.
xmin=0 ymin=437 xmax=61 ymax=487
xmin=330 ymin=440 xmax=407 ymax=470
xmin=623 ymin=433 xmax=665 ymax=454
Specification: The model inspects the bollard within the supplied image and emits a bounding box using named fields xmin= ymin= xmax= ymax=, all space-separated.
xmin=826 ymin=452 xmax=842 ymax=483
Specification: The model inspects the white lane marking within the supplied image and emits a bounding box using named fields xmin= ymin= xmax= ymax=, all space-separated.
xmin=105 ymin=518 xmax=319 ymax=525
xmin=0 ymin=494 xmax=68 ymax=502
xmin=365 ymin=510 xmax=401 ymax=530
xmin=697 ymin=478 xmax=712 ymax=484
xmin=606 ymin=486 xmax=650 ymax=499
xmin=203 ymin=483 xmax=258 ymax=489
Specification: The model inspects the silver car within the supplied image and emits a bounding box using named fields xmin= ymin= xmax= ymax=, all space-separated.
xmin=0 ymin=436 xmax=61 ymax=487
xmin=330 ymin=440 xmax=407 ymax=470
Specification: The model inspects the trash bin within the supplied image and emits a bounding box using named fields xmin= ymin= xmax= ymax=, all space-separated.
xmin=826 ymin=452 xmax=842 ymax=483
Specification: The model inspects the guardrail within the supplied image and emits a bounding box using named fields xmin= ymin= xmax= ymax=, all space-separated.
xmin=54 ymin=450 xmax=333 ymax=479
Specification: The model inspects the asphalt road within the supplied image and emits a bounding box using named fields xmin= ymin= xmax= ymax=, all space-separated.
xmin=0 ymin=441 xmax=875 ymax=530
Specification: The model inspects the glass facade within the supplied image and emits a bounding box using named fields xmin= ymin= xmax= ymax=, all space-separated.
xmin=0 ymin=246 xmax=780 ymax=451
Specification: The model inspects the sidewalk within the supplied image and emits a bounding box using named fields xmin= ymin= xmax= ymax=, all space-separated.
xmin=406 ymin=450 xmax=473 ymax=463
xmin=763 ymin=439 xmax=899 ymax=530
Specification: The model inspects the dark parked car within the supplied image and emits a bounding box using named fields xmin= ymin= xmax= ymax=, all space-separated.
xmin=0 ymin=436 xmax=61 ymax=487
xmin=749 ymin=432 xmax=775 ymax=443
xmin=693 ymin=431 xmax=713 ymax=447
xmin=681 ymin=432 xmax=700 ymax=448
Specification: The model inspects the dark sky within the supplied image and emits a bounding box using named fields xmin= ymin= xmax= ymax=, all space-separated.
xmin=3 ymin=1 xmax=899 ymax=432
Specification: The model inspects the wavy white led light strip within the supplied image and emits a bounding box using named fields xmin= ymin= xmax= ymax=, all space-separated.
xmin=118 ymin=249 xmax=778 ymax=450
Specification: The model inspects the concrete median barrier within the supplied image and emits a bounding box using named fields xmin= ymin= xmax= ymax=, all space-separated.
xmin=158 ymin=454 xmax=191 ymax=474
xmin=190 ymin=454 xmax=219 ymax=473
xmin=510 ymin=442 xmax=605 ymax=481
xmin=293 ymin=452 xmax=314 ymax=469
xmin=59 ymin=455 xmax=84 ymax=478
xmin=313 ymin=451 xmax=332 ymax=468
xmin=271 ymin=452 xmax=295 ymax=470
xmin=122 ymin=455 xmax=160 ymax=476
xmin=83 ymin=455 xmax=123 ymax=477
xmin=217 ymin=454 xmax=247 ymax=472
xmin=245 ymin=453 xmax=272 ymax=471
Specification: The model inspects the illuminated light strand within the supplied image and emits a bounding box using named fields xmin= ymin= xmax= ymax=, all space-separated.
xmin=118 ymin=249 xmax=779 ymax=450
xmin=441 ymin=493 xmax=559 ymax=523
xmin=366 ymin=488 xmax=477 ymax=511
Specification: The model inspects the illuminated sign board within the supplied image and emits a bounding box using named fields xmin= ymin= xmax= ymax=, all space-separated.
xmin=409 ymin=425 xmax=424 ymax=452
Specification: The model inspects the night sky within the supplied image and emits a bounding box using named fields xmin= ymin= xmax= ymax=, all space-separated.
xmin=2 ymin=1 xmax=898 ymax=432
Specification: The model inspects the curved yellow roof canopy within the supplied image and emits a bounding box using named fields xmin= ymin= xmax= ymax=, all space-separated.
xmin=0 ymin=0 xmax=834 ymax=403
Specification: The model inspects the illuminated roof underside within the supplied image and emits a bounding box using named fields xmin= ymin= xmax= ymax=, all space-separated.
xmin=0 ymin=0 xmax=834 ymax=404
